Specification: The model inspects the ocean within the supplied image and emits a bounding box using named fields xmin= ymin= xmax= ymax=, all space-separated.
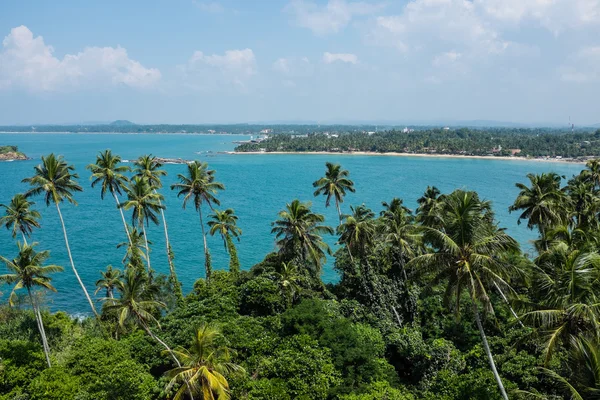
xmin=0 ymin=133 xmax=584 ymax=314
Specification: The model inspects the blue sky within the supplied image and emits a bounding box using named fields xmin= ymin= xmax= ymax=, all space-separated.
xmin=0 ymin=0 xmax=599 ymax=125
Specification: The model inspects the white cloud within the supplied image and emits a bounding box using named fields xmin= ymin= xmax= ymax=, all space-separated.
xmin=477 ymin=0 xmax=600 ymax=33
xmin=323 ymin=52 xmax=358 ymax=64
xmin=180 ymin=48 xmax=257 ymax=90
xmin=194 ymin=1 xmax=225 ymax=13
xmin=0 ymin=25 xmax=160 ymax=92
xmin=367 ymin=0 xmax=509 ymax=54
xmin=285 ymin=0 xmax=384 ymax=35
xmin=560 ymin=46 xmax=600 ymax=82
xmin=273 ymin=56 xmax=313 ymax=75
xmin=432 ymin=51 xmax=462 ymax=67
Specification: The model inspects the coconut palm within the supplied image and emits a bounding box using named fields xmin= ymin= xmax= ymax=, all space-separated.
xmin=166 ymin=324 xmax=245 ymax=400
xmin=509 ymin=172 xmax=569 ymax=236
xmin=582 ymin=158 xmax=600 ymax=189
xmin=338 ymin=205 xmax=376 ymax=261
xmin=117 ymin=225 xmax=149 ymax=272
xmin=87 ymin=150 xmax=132 ymax=245
xmin=380 ymin=200 xmax=421 ymax=280
xmin=0 ymin=242 xmax=64 ymax=367
xmin=274 ymin=261 xmax=302 ymax=308
xmin=208 ymin=209 xmax=242 ymax=273
xmin=408 ymin=190 xmax=520 ymax=400
xmin=134 ymin=155 xmax=178 ymax=284
xmin=95 ymin=265 xmax=123 ymax=299
xmin=522 ymin=242 xmax=600 ymax=365
xmin=22 ymin=154 xmax=97 ymax=316
xmin=566 ymin=176 xmax=600 ymax=231
xmin=312 ymin=162 xmax=355 ymax=225
xmin=0 ymin=194 xmax=41 ymax=244
xmin=102 ymin=268 xmax=181 ymax=364
xmin=120 ymin=177 xmax=164 ymax=275
xmin=271 ymin=199 xmax=333 ymax=276
xmin=171 ymin=161 xmax=224 ymax=282
xmin=416 ymin=186 xmax=442 ymax=227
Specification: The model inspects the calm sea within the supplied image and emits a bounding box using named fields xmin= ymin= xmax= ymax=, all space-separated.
xmin=0 ymin=133 xmax=584 ymax=314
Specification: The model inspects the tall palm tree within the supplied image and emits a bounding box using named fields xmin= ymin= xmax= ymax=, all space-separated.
xmin=416 ymin=186 xmax=442 ymax=227
xmin=171 ymin=161 xmax=224 ymax=282
xmin=271 ymin=199 xmax=333 ymax=276
xmin=22 ymin=154 xmax=97 ymax=317
xmin=509 ymin=172 xmax=569 ymax=236
xmin=134 ymin=155 xmax=178 ymax=283
xmin=87 ymin=150 xmax=132 ymax=245
xmin=338 ymin=205 xmax=376 ymax=261
xmin=0 ymin=194 xmax=41 ymax=244
xmin=120 ymin=177 xmax=164 ymax=275
xmin=582 ymin=158 xmax=600 ymax=189
xmin=0 ymin=242 xmax=64 ymax=367
xmin=312 ymin=162 xmax=355 ymax=225
xmin=166 ymin=324 xmax=245 ymax=400
xmin=208 ymin=209 xmax=242 ymax=273
xmin=95 ymin=265 xmax=123 ymax=299
xmin=408 ymin=190 xmax=520 ymax=400
xmin=117 ymin=225 xmax=149 ymax=272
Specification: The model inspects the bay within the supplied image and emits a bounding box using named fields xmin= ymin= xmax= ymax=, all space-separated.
xmin=0 ymin=133 xmax=584 ymax=314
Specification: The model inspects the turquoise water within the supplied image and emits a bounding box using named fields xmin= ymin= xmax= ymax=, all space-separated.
xmin=0 ymin=133 xmax=584 ymax=314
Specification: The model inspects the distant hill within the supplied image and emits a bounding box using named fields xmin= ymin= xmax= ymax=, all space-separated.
xmin=109 ymin=120 xmax=136 ymax=126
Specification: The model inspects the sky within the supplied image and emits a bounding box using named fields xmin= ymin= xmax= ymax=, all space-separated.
xmin=0 ymin=0 xmax=599 ymax=125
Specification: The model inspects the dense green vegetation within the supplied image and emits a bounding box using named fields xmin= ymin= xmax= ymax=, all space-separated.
xmin=236 ymin=128 xmax=600 ymax=159
xmin=2 ymin=152 xmax=600 ymax=399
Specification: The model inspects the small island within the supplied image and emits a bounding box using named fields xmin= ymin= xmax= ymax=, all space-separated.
xmin=0 ymin=145 xmax=28 ymax=161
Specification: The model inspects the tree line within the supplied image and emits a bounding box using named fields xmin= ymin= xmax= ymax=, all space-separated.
xmin=237 ymin=128 xmax=600 ymax=159
xmin=2 ymin=153 xmax=600 ymax=398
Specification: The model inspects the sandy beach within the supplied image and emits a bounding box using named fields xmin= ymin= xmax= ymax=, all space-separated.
xmin=232 ymin=151 xmax=588 ymax=164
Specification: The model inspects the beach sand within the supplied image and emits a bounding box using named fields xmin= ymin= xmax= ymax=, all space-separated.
xmin=232 ymin=151 xmax=587 ymax=164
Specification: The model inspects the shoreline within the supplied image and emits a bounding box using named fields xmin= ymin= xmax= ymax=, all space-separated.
xmin=232 ymin=151 xmax=587 ymax=164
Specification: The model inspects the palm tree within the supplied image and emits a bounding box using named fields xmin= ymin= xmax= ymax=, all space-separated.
xmin=87 ymin=150 xmax=132 ymax=245
xmin=95 ymin=265 xmax=123 ymax=299
xmin=416 ymin=186 xmax=442 ymax=227
xmin=0 ymin=242 xmax=64 ymax=367
xmin=522 ymin=242 xmax=600 ymax=365
xmin=22 ymin=154 xmax=97 ymax=317
xmin=582 ymin=158 xmax=600 ymax=189
xmin=166 ymin=324 xmax=245 ymax=400
xmin=271 ymin=199 xmax=333 ymax=276
xmin=102 ymin=268 xmax=181 ymax=364
xmin=338 ymin=204 xmax=376 ymax=261
xmin=312 ymin=162 xmax=355 ymax=225
xmin=408 ymin=190 xmax=520 ymax=400
xmin=134 ymin=155 xmax=178 ymax=284
xmin=273 ymin=261 xmax=302 ymax=308
xmin=171 ymin=161 xmax=224 ymax=282
xmin=117 ymin=225 xmax=149 ymax=272
xmin=208 ymin=209 xmax=242 ymax=273
xmin=509 ymin=172 xmax=569 ymax=236
xmin=120 ymin=177 xmax=165 ymax=275
xmin=0 ymin=194 xmax=41 ymax=244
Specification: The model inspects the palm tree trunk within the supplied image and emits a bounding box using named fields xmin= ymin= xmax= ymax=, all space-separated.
xmin=471 ymin=299 xmax=509 ymax=400
xmin=143 ymin=325 xmax=195 ymax=400
xmin=55 ymin=203 xmax=98 ymax=317
xmin=493 ymin=281 xmax=524 ymax=328
xmin=225 ymin=234 xmax=240 ymax=273
xmin=27 ymin=288 xmax=51 ymax=367
xmin=21 ymin=232 xmax=28 ymax=245
xmin=335 ymin=198 xmax=343 ymax=226
xmin=156 ymin=194 xmax=178 ymax=285
xmin=198 ymin=207 xmax=211 ymax=282
xmin=112 ymin=190 xmax=132 ymax=247
xmin=141 ymin=224 xmax=152 ymax=275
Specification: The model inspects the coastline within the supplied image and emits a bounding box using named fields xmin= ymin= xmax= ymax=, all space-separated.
xmin=232 ymin=151 xmax=587 ymax=164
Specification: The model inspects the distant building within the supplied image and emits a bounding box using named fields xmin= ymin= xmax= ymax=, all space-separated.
xmin=443 ymin=127 xmax=450 ymax=131
xmin=510 ymin=149 xmax=521 ymax=156
xmin=260 ymin=129 xmax=273 ymax=134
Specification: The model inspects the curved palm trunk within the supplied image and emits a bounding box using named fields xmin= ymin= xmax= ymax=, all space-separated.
xmin=55 ymin=203 xmax=98 ymax=317
xmin=156 ymin=194 xmax=178 ymax=288
xmin=21 ymin=232 xmax=28 ymax=245
xmin=198 ymin=207 xmax=212 ymax=282
xmin=225 ymin=234 xmax=240 ymax=273
xmin=141 ymin=224 xmax=152 ymax=275
xmin=112 ymin=190 xmax=132 ymax=247
xmin=493 ymin=281 xmax=524 ymax=328
xmin=143 ymin=325 xmax=195 ymax=400
xmin=27 ymin=288 xmax=51 ymax=367
xmin=471 ymin=299 xmax=509 ymax=400
xmin=335 ymin=198 xmax=343 ymax=226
